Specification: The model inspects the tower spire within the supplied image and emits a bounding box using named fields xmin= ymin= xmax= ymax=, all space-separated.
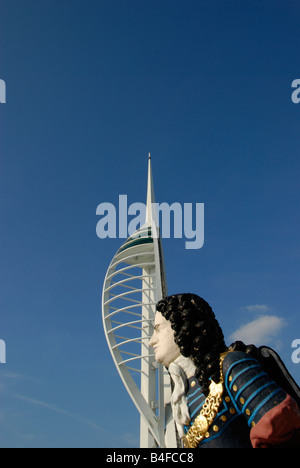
xmin=146 ymin=153 xmax=157 ymax=228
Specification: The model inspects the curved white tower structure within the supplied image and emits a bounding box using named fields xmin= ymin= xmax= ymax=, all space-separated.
xmin=102 ymin=155 xmax=177 ymax=448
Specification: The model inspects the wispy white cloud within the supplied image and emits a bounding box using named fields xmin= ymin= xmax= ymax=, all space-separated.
xmin=0 ymin=372 xmax=34 ymax=395
xmin=242 ymin=304 xmax=270 ymax=313
xmin=14 ymin=394 xmax=106 ymax=433
xmin=121 ymin=432 xmax=139 ymax=447
xmin=228 ymin=315 xmax=287 ymax=347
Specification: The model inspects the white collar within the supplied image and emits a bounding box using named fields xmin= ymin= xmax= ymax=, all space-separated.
xmin=168 ymin=355 xmax=197 ymax=438
xmin=172 ymin=354 xmax=197 ymax=379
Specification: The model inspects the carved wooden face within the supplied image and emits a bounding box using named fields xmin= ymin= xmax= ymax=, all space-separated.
xmin=149 ymin=312 xmax=180 ymax=367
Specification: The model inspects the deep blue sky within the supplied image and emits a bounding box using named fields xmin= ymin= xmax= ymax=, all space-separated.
xmin=0 ymin=0 xmax=299 ymax=448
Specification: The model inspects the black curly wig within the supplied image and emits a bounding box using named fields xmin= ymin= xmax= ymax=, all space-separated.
xmin=156 ymin=293 xmax=227 ymax=396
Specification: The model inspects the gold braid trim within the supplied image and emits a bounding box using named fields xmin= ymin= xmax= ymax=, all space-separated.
xmin=182 ymin=352 xmax=229 ymax=449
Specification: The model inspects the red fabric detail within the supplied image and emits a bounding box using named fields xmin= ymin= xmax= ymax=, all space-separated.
xmin=250 ymin=395 xmax=300 ymax=448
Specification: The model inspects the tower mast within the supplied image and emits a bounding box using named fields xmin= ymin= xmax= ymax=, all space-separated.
xmin=140 ymin=154 xmax=166 ymax=447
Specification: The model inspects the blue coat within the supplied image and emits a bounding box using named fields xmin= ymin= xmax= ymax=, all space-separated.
xmin=183 ymin=351 xmax=288 ymax=448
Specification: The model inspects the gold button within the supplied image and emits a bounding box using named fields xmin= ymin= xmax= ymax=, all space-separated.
xmin=221 ymin=415 xmax=227 ymax=422
xmin=246 ymin=409 xmax=251 ymax=416
xmin=205 ymin=432 xmax=210 ymax=438
xmin=240 ymin=397 xmax=245 ymax=405
xmin=230 ymin=408 xmax=236 ymax=414
xmin=251 ymin=421 xmax=256 ymax=427
xmin=213 ymin=425 xmax=219 ymax=432
xmin=191 ymin=381 xmax=196 ymax=388
xmin=229 ymin=376 xmax=233 ymax=382
xmin=225 ymin=396 xmax=231 ymax=402
xmin=232 ymin=385 xmax=237 ymax=392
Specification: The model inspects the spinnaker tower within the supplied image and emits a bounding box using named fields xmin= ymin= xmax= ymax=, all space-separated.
xmin=102 ymin=155 xmax=177 ymax=448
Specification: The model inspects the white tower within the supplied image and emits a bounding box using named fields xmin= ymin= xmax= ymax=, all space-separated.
xmin=102 ymin=155 xmax=177 ymax=448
